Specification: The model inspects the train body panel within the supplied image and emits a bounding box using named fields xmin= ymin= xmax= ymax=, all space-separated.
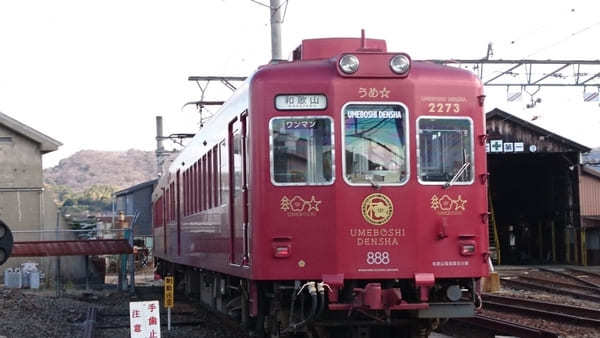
xmin=152 ymin=36 xmax=488 ymax=336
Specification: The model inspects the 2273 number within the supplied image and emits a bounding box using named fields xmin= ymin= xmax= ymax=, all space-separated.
xmin=428 ymin=103 xmax=460 ymax=113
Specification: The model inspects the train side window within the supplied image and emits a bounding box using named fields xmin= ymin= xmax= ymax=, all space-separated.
xmin=270 ymin=116 xmax=334 ymax=185
xmin=213 ymin=145 xmax=219 ymax=206
xmin=417 ymin=117 xmax=474 ymax=185
xmin=233 ymin=132 xmax=243 ymax=195
xmin=219 ymin=141 xmax=228 ymax=204
xmin=193 ymin=162 xmax=198 ymax=213
xmin=343 ymin=103 xmax=408 ymax=186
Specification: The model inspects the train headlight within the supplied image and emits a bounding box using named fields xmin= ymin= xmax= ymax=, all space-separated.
xmin=389 ymin=54 xmax=411 ymax=75
xmin=339 ymin=54 xmax=360 ymax=74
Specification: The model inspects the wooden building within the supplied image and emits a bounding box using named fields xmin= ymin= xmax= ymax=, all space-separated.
xmin=486 ymin=108 xmax=591 ymax=265
xmin=580 ymin=166 xmax=600 ymax=265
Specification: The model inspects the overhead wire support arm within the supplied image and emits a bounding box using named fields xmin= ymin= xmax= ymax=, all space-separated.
xmin=187 ymin=76 xmax=247 ymax=91
xmin=420 ymin=59 xmax=600 ymax=87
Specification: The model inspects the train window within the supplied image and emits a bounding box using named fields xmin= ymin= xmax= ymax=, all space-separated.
xmin=233 ymin=132 xmax=243 ymax=194
xmin=213 ymin=146 xmax=219 ymax=206
xmin=417 ymin=117 xmax=474 ymax=185
xmin=220 ymin=141 xmax=228 ymax=204
xmin=343 ymin=103 xmax=408 ymax=186
xmin=270 ymin=116 xmax=334 ymax=185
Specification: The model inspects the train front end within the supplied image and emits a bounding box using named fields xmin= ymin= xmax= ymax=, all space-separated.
xmin=250 ymin=37 xmax=488 ymax=336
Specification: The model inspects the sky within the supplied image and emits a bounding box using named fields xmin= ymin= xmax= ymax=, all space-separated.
xmin=0 ymin=0 xmax=599 ymax=168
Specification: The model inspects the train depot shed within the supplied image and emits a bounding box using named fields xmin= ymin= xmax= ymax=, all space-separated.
xmin=486 ymin=108 xmax=592 ymax=266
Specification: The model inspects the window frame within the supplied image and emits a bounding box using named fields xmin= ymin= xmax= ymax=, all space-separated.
xmin=341 ymin=101 xmax=410 ymax=187
xmin=269 ymin=115 xmax=336 ymax=186
xmin=416 ymin=115 xmax=475 ymax=186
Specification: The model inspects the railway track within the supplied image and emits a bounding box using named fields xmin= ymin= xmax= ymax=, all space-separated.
xmin=455 ymin=314 xmax=560 ymax=338
xmin=517 ymin=275 xmax=600 ymax=294
xmin=565 ymin=267 xmax=600 ymax=287
xmin=501 ymin=277 xmax=600 ymax=302
xmin=539 ymin=267 xmax=600 ymax=289
xmin=81 ymin=307 xmax=97 ymax=338
xmin=482 ymin=294 xmax=600 ymax=326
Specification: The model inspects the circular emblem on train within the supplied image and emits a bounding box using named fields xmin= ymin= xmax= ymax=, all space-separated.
xmin=361 ymin=193 xmax=393 ymax=225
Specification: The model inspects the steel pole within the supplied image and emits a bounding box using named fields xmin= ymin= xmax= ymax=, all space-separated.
xmin=270 ymin=0 xmax=282 ymax=61
xmin=55 ymin=210 xmax=61 ymax=297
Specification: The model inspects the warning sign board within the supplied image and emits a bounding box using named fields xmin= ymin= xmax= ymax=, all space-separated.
xmin=164 ymin=276 xmax=174 ymax=308
xmin=129 ymin=300 xmax=161 ymax=338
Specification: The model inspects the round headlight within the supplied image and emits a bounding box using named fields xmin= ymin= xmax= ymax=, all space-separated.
xmin=390 ymin=54 xmax=410 ymax=74
xmin=339 ymin=54 xmax=359 ymax=74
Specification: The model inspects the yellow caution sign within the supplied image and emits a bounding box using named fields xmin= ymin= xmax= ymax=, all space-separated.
xmin=164 ymin=276 xmax=174 ymax=308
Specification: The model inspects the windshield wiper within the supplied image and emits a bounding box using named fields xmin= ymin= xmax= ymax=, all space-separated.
xmin=367 ymin=177 xmax=381 ymax=189
xmin=443 ymin=162 xmax=471 ymax=189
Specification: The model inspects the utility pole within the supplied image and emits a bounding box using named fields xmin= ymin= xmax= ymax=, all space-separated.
xmin=270 ymin=0 xmax=283 ymax=61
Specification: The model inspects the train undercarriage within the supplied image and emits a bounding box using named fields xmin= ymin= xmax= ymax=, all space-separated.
xmin=156 ymin=258 xmax=479 ymax=338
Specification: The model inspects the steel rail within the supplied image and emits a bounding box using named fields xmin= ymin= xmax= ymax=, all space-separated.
xmin=483 ymin=294 xmax=600 ymax=319
xmin=82 ymin=307 xmax=97 ymax=338
xmin=517 ymin=275 xmax=600 ymax=294
xmin=539 ymin=267 xmax=600 ymax=289
xmin=483 ymin=301 xmax=600 ymax=327
xmin=96 ymin=321 xmax=205 ymax=330
xmin=564 ymin=268 xmax=600 ymax=286
xmin=455 ymin=314 xmax=559 ymax=338
xmin=501 ymin=278 xmax=600 ymax=302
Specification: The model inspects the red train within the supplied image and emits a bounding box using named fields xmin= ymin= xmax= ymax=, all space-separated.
xmin=152 ymin=35 xmax=488 ymax=337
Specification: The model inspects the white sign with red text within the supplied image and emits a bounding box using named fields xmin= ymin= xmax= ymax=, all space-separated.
xmin=130 ymin=300 xmax=161 ymax=338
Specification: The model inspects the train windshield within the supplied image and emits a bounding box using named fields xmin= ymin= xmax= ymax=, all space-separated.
xmin=343 ymin=104 xmax=408 ymax=185
xmin=418 ymin=117 xmax=474 ymax=184
xmin=270 ymin=117 xmax=334 ymax=185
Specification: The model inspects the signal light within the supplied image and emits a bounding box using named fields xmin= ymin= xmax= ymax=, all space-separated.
xmin=460 ymin=244 xmax=475 ymax=256
xmin=0 ymin=220 xmax=14 ymax=266
xmin=273 ymin=245 xmax=291 ymax=258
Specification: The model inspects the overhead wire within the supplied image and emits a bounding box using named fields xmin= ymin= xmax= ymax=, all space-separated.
xmin=525 ymin=19 xmax=600 ymax=58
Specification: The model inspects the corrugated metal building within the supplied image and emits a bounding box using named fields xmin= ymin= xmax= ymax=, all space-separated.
xmin=580 ymin=166 xmax=600 ymax=265
xmin=114 ymin=179 xmax=157 ymax=239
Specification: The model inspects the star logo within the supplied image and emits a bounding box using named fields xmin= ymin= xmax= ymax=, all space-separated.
xmin=454 ymin=195 xmax=467 ymax=211
xmin=306 ymin=196 xmax=322 ymax=212
xmin=379 ymin=87 xmax=390 ymax=98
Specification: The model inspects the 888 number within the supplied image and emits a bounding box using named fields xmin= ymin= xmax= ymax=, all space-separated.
xmin=366 ymin=251 xmax=390 ymax=265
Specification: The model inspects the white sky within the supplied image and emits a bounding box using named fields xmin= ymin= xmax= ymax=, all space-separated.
xmin=0 ymin=0 xmax=599 ymax=168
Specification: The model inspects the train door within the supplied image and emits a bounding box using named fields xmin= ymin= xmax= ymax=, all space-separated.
xmin=228 ymin=113 xmax=250 ymax=266
xmin=176 ymin=170 xmax=181 ymax=256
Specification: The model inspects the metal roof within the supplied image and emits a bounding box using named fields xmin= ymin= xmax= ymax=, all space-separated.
xmin=114 ymin=179 xmax=158 ymax=197
xmin=0 ymin=111 xmax=62 ymax=154
xmin=486 ymin=108 xmax=591 ymax=153
xmin=11 ymin=239 xmax=132 ymax=257
xmin=582 ymin=165 xmax=600 ymax=179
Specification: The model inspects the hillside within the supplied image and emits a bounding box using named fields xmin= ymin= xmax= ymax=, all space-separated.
xmin=44 ymin=149 xmax=157 ymax=193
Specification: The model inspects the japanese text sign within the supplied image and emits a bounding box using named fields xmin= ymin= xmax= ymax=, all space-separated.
xmin=164 ymin=276 xmax=174 ymax=308
xmin=129 ymin=300 xmax=161 ymax=338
